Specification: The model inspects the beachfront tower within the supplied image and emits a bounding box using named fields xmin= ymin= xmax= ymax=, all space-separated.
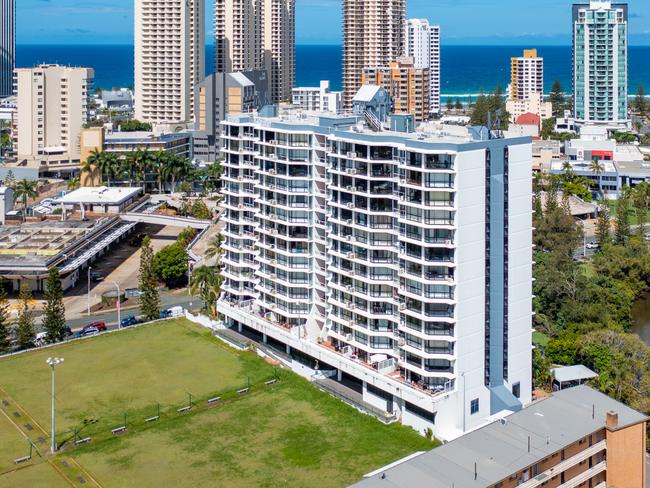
xmin=0 ymin=0 xmax=15 ymax=98
xmin=404 ymin=19 xmax=441 ymax=115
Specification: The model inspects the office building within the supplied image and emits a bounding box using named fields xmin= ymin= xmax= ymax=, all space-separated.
xmin=15 ymin=64 xmax=94 ymax=177
xmin=135 ymin=0 xmax=205 ymax=124
xmin=1 ymin=0 xmax=14 ymax=98
xmin=353 ymin=385 xmax=648 ymax=488
xmin=362 ymin=58 xmax=430 ymax=122
xmin=404 ymin=19 xmax=440 ymax=115
xmin=573 ymin=1 xmax=629 ymax=127
xmin=292 ymin=80 xmax=342 ymax=113
xmin=342 ymin=0 xmax=406 ymax=109
xmin=218 ymin=107 xmax=533 ymax=440
xmin=510 ymin=49 xmax=544 ymax=101
xmin=214 ymin=0 xmax=295 ymax=103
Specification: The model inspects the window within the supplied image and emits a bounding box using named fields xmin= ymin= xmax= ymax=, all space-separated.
xmin=513 ymin=382 xmax=520 ymax=399
xmin=470 ymin=398 xmax=479 ymax=415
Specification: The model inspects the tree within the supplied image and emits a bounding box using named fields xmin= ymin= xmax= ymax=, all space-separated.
xmin=189 ymin=266 xmax=223 ymax=316
xmin=445 ymin=98 xmax=454 ymax=111
xmin=589 ymin=159 xmax=605 ymax=192
xmin=596 ymin=205 xmax=611 ymax=246
xmin=139 ymin=237 xmax=160 ymax=321
xmin=631 ymin=181 xmax=650 ymax=233
xmin=549 ymin=80 xmax=566 ymax=117
xmin=4 ymin=169 xmax=15 ymax=188
xmin=633 ymin=84 xmax=647 ymax=115
xmin=614 ymin=189 xmax=632 ymax=244
xmin=119 ymin=120 xmax=152 ymax=132
xmin=42 ymin=268 xmax=66 ymax=343
xmin=153 ymin=243 xmax=189 ymax=288
xmin=15 ymin=284 xmax=35 ymax=350
xmin=0 ymin=286 xmax=10 ymax=353
xmin=13 ymin=179 xmax=38 ymax=221
xmin=454 ymin=98 xmax=463 ymax=110
xmin=81 ymin=148 xmax=102 ymax=185
xmin=470 ymin=86 xmax=508 ymax=129
xmin=98 ymin=152 xmax=119 ymax=187
xmin=67 ymin=177 xmax=80 ymax=191
xmin=205 ymin=234 xmax=225 ymax=261
xmin=541 ymin=117 xmax=555 ymax=139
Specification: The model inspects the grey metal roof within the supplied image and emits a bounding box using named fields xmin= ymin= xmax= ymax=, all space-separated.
xmin=351 ymin=386 xmax=648 ymax=488
xmin=551 ymin=365 xmax=598 ymax=384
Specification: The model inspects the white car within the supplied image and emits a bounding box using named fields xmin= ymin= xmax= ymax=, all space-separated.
xmin=586 ymin=242 xmax=600 ymax=250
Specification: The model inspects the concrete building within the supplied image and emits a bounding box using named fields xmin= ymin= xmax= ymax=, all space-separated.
xmin=194 ymin=70 xmax=269 ymax=161
xmin=0 ymin=186 xmax=13 ymax=224
xmin=102 ymin=131 xmax=193 ymax=160
xmin=214 ymin=0 xmax=295 ymax=103
xmin=55 ymin=187 xmax=143 ymax=215
xmin=292 ymin=80 xmax=342 ymax=113
xmin=362 ymin=58 xmax=430 ymax=122
xmin=404 ymin=19 xmax=440 ymax=115
xmin=510 ymin=49 xmax=544 ymax=102
xmin=134 ymin=0 xmax=205 ymax=124
xmin=0 ymin=0 xmax=14 ymax=99
xmin=218 ymin=108 xmax=533 ymax=440
xmin=342 ymin=0 xmax=406 ymax=110
xmin=506 ymin=93 xmax=553 ymax=123
xmin=14 ymin=64 xmax=94 ymax=177
xmin=98 ymin=89 xmax=133 ymax=111
xmin=352 ymin=385 xmax=648 ymax=488
xmin=573 ymin=1 xmax=629 ymax=127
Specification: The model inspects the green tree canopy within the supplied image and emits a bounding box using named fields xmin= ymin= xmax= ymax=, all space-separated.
xmin=42 ymin=267 xmax=67 ymax=343
xmin=153 ymin=243 xmax=189 ymax=288
xmin=139 ymin=237 xmax=160 ymax=321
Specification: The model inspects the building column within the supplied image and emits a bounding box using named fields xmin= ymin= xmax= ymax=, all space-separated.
xmin=262 ymin=333 xmax=267 ymax=343
xmin=337 ymin=369 xmax=343 ymax=382
xmin=285 ymin=344 xmax=291 ymax=355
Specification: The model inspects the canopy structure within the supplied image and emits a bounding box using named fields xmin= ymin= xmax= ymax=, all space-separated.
xmin=551 ymin=365 xmax=598 ymax=391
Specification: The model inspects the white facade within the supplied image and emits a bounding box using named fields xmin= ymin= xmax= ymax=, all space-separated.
xmin=509 ymin=50 xmax=544 ymax=101
xmin=135 ymin=0 xmax=205 ymax=124
xmin=292 ymin=80 xmax=342 ymax=113
xmin=15 ymin=65 xmax=94 ymax=173
xmin=218 ymin=111 xmax=533 ymax=440
xmin=404 ymin=19 xmax=441 ymax=115
xmin=0 ymin=0 xmax=14 ymax=98
xmin=506 ymin=93 xmax=553 ymax=122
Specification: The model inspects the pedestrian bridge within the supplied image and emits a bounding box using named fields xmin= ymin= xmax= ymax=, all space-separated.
xmin=120 ymin=212 xmax=212 ymax=229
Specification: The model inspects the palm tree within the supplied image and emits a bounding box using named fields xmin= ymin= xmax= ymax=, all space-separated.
xmin=98 ymin=152 xmax=119 ymax=187
xmin=162 ymin=155 xmax=192 ymax=194
xmin=80 ymin=148 xmax=102 ymax=185
xmin=189 ymin=266 xmax=223 ymax=316
xmin=13 ymin=179 xmax=38 ymax=221
xmin=589 ymin=159 xmax=605 ymax=194
xmin=152 ymin=149 xmax=168 ymax=194
xmin=205 ymin=234 xmax=225 ymax=261
xmin=67 ymin=177 xmax=80 ymax=191
xmin=130 ymin=148 xmax=152 ymax=191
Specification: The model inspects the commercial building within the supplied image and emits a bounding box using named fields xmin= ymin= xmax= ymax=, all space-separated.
xmin=510 ymin=49 xmax=544 ymax=102
xmin=352 ymin=385 xmax=648 ymax=488
xmin=14 ymin=64 xmax=94 ymax=177
xmin=102 ymin=131 xmax=193 ymax=160
xmin=404 ymin=19 xmax=440 ymax=115
xmin=573 ymin=1 xmax=629 ymax=127
xmin=214 ymin=0 xmax=295 ymax=103
xmin=342 ymin=0 xmax=406 ymax=109
xmin=218 ymin=107 xmax=533 ymax=440
xmin=506 ymin=93 xmax=553 ymax=123
xmin=0 ymin=0 xmax=14 ymax=99
xmin=134 ymin=0 xmax=205 ymax=124
xmin=292 ymin=80 xmax=342 ymax=113
xmin=55 ymin=187 xmax=143 ymax=215
xmin=194 ymin=70 xmax=269 ymax=162
xmin=362 ymin=58 xmax=430 ymax=122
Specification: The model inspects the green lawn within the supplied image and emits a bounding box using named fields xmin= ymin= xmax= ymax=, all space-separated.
xmin=0 ymin=411 xmax=35 ymax=473
xmin=0 ymin=319 xmax=434 ymax=487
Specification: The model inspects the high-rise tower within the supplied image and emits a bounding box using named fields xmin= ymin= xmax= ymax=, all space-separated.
xmin=404 ymin=19 xmax=440 ymax=115
xmin=342 ymin=0 xmax=406 ymax=110
xmin=134 ymin=0 xmax=205 ymax=124
xmin=510 ymin=49 xmax=544 ymax=101
xmin=573 ymin=1 xmax=629 ymax=127
xmin=1 ymin=0 xmax=15 ymax=98
xmin=214 ymin=0 xmax=295 ymax=103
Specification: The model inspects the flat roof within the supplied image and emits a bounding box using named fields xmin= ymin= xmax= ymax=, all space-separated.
xmin=55 ymin=187 xmax=142 ymax=206
xmin=551 ymin=365 xmax=598 ymax=383
xmin=352 ymin=386 xmax=648 ymax=488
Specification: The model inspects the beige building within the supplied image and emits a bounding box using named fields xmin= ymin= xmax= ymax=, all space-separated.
xmin=506 ymin=92 xmax=553 ymax=123
xmin=510 ymin=49 xmax=544 ymax=101
xmin=214 ymin=0 xmax=295 ymax=103
xmin=79 ymin=127 xmax=104 ymax=187
xmin=361 ymin=57 xmax=430 ymax=122
xmin=14 ymin=64 xmax=94 ymax=176
xmin=134 ymin=0 xmax=205 ymax=124
xmin=342 ymin=0 xmax=405 ymax=110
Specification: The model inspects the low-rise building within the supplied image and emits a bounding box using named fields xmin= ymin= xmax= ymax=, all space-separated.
xmin=98 ymin=88 xmax=133 ymax=111
xmin=506 ymin=93 xmax=552 ymax=123
xmin=353 ymin=385 xmax=648 ymax=488
xmin=0 ymin=186 xmax=14 ymax=224
xmin=555 ymin=111 xmax=578 ymax=134
xmin=102 ymin=131 xmax=192 ymax=160
xmin=532 ymin=140 xmax=562 ymax=172
xmin=292 ymin=80 xmax=342 ymax=113
xmin=54 ymin=186 xmax=143 ymax=215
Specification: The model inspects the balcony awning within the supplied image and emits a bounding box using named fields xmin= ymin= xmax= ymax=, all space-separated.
xmin=369 ymin=354 xmax=388 ymax=364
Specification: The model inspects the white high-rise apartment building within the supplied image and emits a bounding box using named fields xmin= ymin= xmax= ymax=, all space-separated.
xmin=292 ymin=80 xmax=342 ymax=113
xmin=218 ymin=110 xmax=533 ymax=440
xmin=404 ymin=19 xmax=440 ymax=115
xmin=0 ymin=0 xmax=14 ymax=98
xmin=510 ymin=49 xmax=544 ymax=101
xmin=135 ymin=0 xmax=205 ymax=124
xmin=15 ymin=65 xmax=94 ymax=175
xmin=342 ymin=0 xmax=406 ymax=110
xmin=214 ymin=0 xmax=295 ymax=103
xmin=573 ymin=1 xmax=629 ymax=127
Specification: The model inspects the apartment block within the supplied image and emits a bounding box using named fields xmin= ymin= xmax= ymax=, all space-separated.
xmin=214 ymin=0 xmax=295 ymax=103
xmin=342 ymin=0 xmax=406 ymax=109
xmin=353 ymin=385 xmax=648 ymax=488
xmin=0 ymin=0 xmax=15 ymax=98
xmin=506 ymin=93 xmax=553 ymax=123
xmin=362 ymin=58 xmax=430 ymax=122
xmin=510 ymin=49 xmax=544 ymax=101
xmin=404 ymin=19 xmax=440 ymax=115
xmin=217 ymin=108 xmax=533 ymax=440
xmin=573 ymin=1 xmax=629 ymax=127
xmin=135 ymin=0 xmax=205 ymax=124
xmin=292 ymin=80 xmax=342 ymax=113
xmin=15 ymin=64 xmax=94 ymax=176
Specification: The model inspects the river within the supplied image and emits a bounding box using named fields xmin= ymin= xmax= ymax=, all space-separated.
xmin=631 ymin=294 xmax=650 ymax=345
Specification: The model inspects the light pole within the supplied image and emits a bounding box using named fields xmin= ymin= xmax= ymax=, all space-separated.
xmin=46 ymin=357 xmax=64 ymax=453
xmin=87 ymin=266 xmax=92 ymax=316
xmin=112 ymin=280 xmax=121 ymax=327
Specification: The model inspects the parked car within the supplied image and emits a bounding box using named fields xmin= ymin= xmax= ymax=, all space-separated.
xmin=90 ymin=271 xmax=104 ymax=282
xmin=159 ymin=309 xmax=172 ymax=319
xmin=586 ymin=242 xmax=600 ymax=250
xmin=120 ymin=315 xmax=140 ymax=328
xmin=81 ymin=326 xmax=100 ymax=337
xmin=63 ymin=326 xmax=73 ymax=337
xmin=35 ymin=331 xmax=48 ymax=346
xmin=83 ymin=321 xmax=107 ymax=333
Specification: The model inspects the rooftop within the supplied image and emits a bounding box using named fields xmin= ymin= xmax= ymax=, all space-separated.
xmin=54 ymin=187 xmax=142 ymax=206
xmin=352 ymin=386 xmax=648 ymax=488
xmin=551 ymin=365 xmax=598 ymax=384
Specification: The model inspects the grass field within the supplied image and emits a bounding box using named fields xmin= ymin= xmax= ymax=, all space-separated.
xmin=0 ymin=319 xmax=434 ymax=487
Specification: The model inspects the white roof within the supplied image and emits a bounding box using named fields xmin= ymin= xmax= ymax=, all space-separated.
xmin=228 ymin=72 xmax=254 ymax=87
xmin=353 ymin=85 xmax=381 ymax=103
xmin=55 ymin=187 xmax=142 ymax=205
xmin=551 ymin=365 xmax=598 ymax=384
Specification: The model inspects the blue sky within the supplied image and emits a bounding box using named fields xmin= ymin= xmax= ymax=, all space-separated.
xmin=17 ymin=0 xmax=650 ymax=45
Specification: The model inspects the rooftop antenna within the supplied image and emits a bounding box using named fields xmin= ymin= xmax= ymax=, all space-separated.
xmin=474 ymin=462 xmax=477 ymax=480
xmin=527 ymin=436 xmax=531 ymax=453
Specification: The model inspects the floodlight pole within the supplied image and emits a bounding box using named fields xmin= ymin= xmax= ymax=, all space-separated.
xmin=47 ymin=357 xmax=64 ymax=453
xmin=87 ymin=266 xmax=92 ymax=316
xmin=112 ymin=280 xmax=121 ymax=328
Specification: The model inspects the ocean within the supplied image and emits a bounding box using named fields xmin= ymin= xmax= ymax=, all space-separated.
xmin=16 ymin=44 xmax=650 ymax=98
